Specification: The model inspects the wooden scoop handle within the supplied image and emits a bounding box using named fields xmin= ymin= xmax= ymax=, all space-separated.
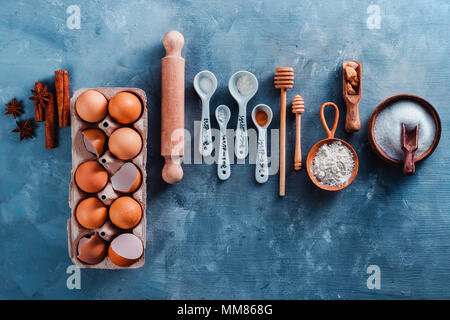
xmin=403 ymin=150 xmax=416 ymax=175
xmin=345 ymin=101 xmax=361 ymax=132
xmin=320 ymin=102 xmax=339 ymax=139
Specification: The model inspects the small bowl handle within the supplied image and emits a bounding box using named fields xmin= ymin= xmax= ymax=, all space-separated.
xmin=320 ymin=102 xmax=339 ymax=139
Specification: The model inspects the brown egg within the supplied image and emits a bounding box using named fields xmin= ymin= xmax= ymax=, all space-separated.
xmin=108 ymin=92 xmax=142 ymax=124
xmin=77 ymin=232 xmax=107 ymax=264
xmin=82 ymin=128 xmax=107 ymax=156
xmin=108 ymin=233 xmax=143 ymax=267
xmin=108 ymin=127 xmax=142 ymax=160
xmin=76 ymin=197 xmax=108 ymax=229
xmin=109 ymin=196 xmax=142 ymax=229
xmin=75 ymin=161 xmax=108 ymax=193
xmin=75 ymin=90 xmax=108 ymax=123
xmin=111 ymin=162 xmax=142 ymax=193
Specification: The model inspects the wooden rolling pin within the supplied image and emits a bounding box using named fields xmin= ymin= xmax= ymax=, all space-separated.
xmin=161 ymin=30 xmax=185 ymax=184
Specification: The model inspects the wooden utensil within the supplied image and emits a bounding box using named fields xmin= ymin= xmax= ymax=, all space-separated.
xmin=368 ymin=94 xmax=441 ymax=168
xmin=291 ymin=95 xmax=304 ymax=170
xmin=342 ymin=60 xmax=362 ymax=132
xmin=274 ymin=67 xmax=294 ymax=196
xmin=401 ymin=124 xmax=419 ymax=175
xmin=161 ymin=30 xmax=185 ymax=184
xmin=306 ymin=102 xmax=359 ymax=191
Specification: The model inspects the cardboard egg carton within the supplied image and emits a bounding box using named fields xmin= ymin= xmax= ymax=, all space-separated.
xmin=67 ymin=87 xmax=147 ymax=269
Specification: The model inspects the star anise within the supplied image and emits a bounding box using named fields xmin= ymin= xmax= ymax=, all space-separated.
xmin=29 ymin=85 xmax=50 ymax=108
xmin=4 ymin=98 xmax=23 ymax=119
xmin=12 ymin=119 xmax=36 ymax=140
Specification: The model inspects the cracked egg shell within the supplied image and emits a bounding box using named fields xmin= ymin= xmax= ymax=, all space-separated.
xmin=111 ymin=162 xmax=142 ymax=193
xmin=108 ymin=91 xmax=142 ymax=124
xmin=75 ymin=90 xmax=108 ymax=123
xmin=82 ymin=128 xmax=107 ymax=156
xmin=109 ymin=196 xmax=142 ymax=229
xmin=108 ymin=127 xmax=142 ymax=160
xmin=108 ymin=233 xmax=143 ymax=267
xmin=76 ymin=197 xmax=108 ymax=229
xmin=77 ymin=232 xmax=107 ymax=264
xmin=75 ymin=161 xmax=108 ymax=193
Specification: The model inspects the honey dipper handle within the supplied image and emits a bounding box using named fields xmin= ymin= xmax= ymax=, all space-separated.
xmin=279 ymin=89 xmax=286 ymax=196
xmin=294 ymin=114 xmax=302 ymax=170
xmin=345 ymin=101 xmax=361 ymax=132
xmin=320 ymin=102 xmax=339 ymax=139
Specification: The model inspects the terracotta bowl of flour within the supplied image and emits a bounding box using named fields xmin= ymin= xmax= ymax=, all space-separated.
xmin=306 ymin=102 xmax=359 ymax=191
xmin=368 ymin=94 xmax=441 ymax=165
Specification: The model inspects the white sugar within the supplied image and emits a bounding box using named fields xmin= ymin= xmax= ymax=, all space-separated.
xmin=311 ymin=141 xmax=355 ymax=187
xmin=373 ymin=100 xmax=436 ymax=160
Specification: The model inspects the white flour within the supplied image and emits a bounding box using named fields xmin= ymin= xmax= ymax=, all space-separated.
xmin=311 ymin=141 xmax=355 ymax=187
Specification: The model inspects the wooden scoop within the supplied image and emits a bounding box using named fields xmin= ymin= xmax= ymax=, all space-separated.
xmin=401 ymin=123 xmax=419 ymax=176
xmin=342 ymin=60 xmax=362 ymax=132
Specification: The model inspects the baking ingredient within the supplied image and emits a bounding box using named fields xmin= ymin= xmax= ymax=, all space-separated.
xmin=29 ymin=82 xmax=49 ymax=122
xmin=199 ymin=76 xmax=212 ymax=93
xmin=75 ymin=90 xmax=108 ymax=123
xmin=54 ymin=70 xmax=70 ymax=127
xmin=77 ymin=232 xmax=106 ymax=264
xmin=109 ymin=196 xmax=142 ymax=229
xmin=108 ymin=233 xmax=144 ymax=267
xmin=111 ymin=162 xmax=142 ymax=193
xmin=236 ymin=75 xmax=254 ymax=95
xmin=108 ymin=127 xmax=142 ymax=160
xmin=108 ymin=91 xmax=142 ymax=124
xmin=12 ymin=119 xmax=36 ymax=140
xmin=4 ymin=98 xmax=23 ymax=119
xmin=311 ymin=141 xmax=355 ymax=187
xmin=255 ymin=110 xmax=268 ymax=127
xmin=75 ymin=160 xmax=108 ymax=193
xmin=75 ymin=197 xmax=107 ymax=229
xmin=45 ymin=92 xmax=56 ymax=149
xmin=374 ymin=100 xmax=436 ymax=160
xmin=82 ymin=128 xmax=106 ymax=156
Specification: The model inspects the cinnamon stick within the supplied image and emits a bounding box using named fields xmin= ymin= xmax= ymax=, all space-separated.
xmin=55 ymin=70 xmax=70 ymax=127
xmin=32 ymin=82 xmax=45 ymax=122
xmin=45 ymin=92 xmax=57 ymax=149
xmin=63 ymin=71 xmax=70 ymax=126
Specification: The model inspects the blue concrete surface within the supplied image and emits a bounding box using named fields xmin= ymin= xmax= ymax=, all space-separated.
xmin=0 ymin=0 xmax=449 ymax=299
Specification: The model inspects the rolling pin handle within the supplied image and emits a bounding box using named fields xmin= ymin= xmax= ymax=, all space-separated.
xmin=162 ymin=157 xmax=183 ymax=184
xmin=163 ymin=30 xmax=184 ymax=57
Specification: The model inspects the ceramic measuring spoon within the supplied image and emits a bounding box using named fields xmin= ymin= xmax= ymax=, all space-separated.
xmin=228 ymin=71 xmax=258 ymax=159
xmin=194 ymin=70 xmax=217 ymax=156
xmin=252 ymin=104 xmax=273 ymax=184
xmin=215 ymin=105 xmax=231 ymax=180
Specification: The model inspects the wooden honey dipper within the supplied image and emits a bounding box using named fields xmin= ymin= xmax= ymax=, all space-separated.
xmin=274 ymin=67 xmax=294 ymax=197
xmin=291 ymin=95 xmax=304 ymax=170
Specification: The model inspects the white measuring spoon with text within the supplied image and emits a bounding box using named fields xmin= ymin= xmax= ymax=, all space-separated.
xmin=194 ymin=70 xmax=217 ymax=157
xmin=215 ymin=105 xmax=231 ymax=180
xmin=228 ymin=71 xmax=258 ymax=159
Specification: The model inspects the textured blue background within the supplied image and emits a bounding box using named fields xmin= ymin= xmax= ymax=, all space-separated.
xmin=0 ymin=0 xmax=449 ymax=299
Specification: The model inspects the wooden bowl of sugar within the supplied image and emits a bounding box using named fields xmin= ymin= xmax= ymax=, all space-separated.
xmin=368 ymin=94 xmax=441 ymax=168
